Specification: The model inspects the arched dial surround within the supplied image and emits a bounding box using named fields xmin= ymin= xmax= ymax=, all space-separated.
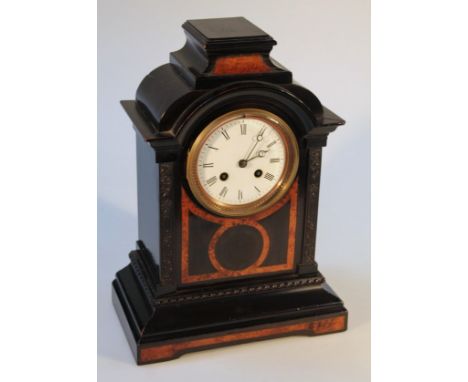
xmin=186 ymin=108 xmax=299 ymax=217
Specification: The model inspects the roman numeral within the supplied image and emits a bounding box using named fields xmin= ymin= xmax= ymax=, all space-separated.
xmin=240 ymin=123 xmax=247 ymax=135
xmin=206 ymin=176 xmax=217 ymax=187
xmin=202 ymin=163 xmax=214 ymax=168
xmin=254 ymin=186 xmax=261 ymax=193
xmin=221 ymin=129 xmax=230 ymax=140
xmin=238 ymin=190 xmax=243 ymax=201
xmin=270 ymin=158 xmax=280 ymax=163
xmin=267 ymin=140 xmax=277 ymax=148
xmin=264 ymin=172 xmax=275 ymax=181
xmin=219 ymin=186 xmax=228 ymax=198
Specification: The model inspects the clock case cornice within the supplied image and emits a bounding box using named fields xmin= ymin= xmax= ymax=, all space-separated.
xmin=121 ymin=17 xmax=344 ymax=163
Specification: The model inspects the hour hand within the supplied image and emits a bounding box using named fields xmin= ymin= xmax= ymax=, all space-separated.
xmin=239 ymin=150 xmax=269 ymax=167
xmin=247 ymin=150 xmax=269 ymax=162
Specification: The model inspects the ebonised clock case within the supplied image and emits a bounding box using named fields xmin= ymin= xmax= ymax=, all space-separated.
xmin=112 ymin=17 xmax=347 ymax=364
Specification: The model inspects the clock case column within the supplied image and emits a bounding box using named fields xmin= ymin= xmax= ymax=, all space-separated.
xmin=112 ymin=17 xmax=347 ymax=364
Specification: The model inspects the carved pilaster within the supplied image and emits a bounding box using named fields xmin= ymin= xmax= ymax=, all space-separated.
xmin=159 ymin=162 xmax=177 ymax=286
xmin=301 ymin=147 xmax=322 ymax=268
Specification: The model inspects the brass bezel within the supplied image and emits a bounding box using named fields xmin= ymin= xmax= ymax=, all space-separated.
xmin=186 ymin=108 xmax=299 ymax=217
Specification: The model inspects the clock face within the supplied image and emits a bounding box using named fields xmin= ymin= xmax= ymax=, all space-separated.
xmin=186 ymin=109 xmax=299 ymax=217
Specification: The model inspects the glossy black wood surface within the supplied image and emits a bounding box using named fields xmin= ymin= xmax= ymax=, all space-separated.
xmin=113 ymin=17 xmax=347 ymax=364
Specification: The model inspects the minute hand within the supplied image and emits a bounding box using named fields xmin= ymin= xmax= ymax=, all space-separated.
xmin=244 ymin=126 xmax=267 ymax=161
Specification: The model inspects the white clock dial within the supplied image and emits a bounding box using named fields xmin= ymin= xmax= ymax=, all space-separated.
xmin=186 ymin=109 xmax=299 ymax=217
xmin=196 ymin=117 xmax=286 ymax=205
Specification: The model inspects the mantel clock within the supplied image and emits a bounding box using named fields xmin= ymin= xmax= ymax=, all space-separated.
xmin=112 ymin=17 xmax=347 ymax=365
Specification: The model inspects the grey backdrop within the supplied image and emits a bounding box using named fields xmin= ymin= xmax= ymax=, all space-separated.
xmin=98 ymin=0 xmax=370 ymax=381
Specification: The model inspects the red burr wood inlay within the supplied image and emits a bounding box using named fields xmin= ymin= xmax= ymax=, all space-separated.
xmin=212 ymin=54 xmax=271 ymax=75
xmin=181 ymin=180 xmax=298 ymax=284
xmin=139 ymin=314 xmax=347 ymax=363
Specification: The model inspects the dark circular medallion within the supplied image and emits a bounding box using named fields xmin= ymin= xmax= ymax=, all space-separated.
xmin=215 ymin=225 xmax=263 ymax=270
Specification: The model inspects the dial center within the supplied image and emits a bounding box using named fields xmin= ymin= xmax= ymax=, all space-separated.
xmin=238 ymin=159 xmax=248 ymax=168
